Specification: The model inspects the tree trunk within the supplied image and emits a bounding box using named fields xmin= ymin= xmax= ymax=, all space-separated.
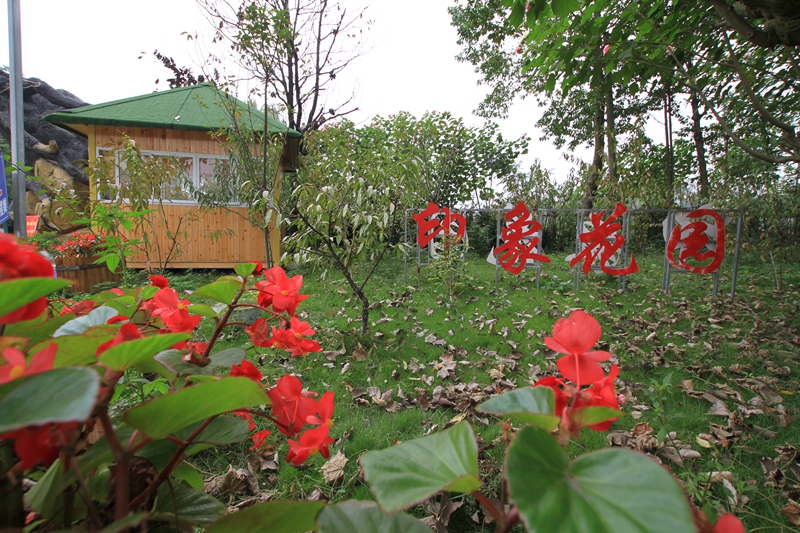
xmin=663 ymin=78 xmax=675 ymax=206
xmin=583 ymin=74 xmax=605 ymax=209
xmin=605 ymin=80 xmax=618 ymax=188
xmin=690 ymin=89 xmax=710 ymax=200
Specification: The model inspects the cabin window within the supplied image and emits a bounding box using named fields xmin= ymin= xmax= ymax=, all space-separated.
xmin=95 ymin=148 xmax=237 ymax=205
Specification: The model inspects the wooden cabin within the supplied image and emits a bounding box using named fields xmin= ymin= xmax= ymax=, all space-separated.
xmin=43 ymin=84 xmax=301 ymax=269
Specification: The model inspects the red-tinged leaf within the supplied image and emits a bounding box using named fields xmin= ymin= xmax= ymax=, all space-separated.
xmin=123 ymin=377 xmax=270 ymax=439
xmin=0 ymin=278 xmax=71 ymax=319
xmin=571 ymin=405 xmax=624 ymax=427
xmin=206 ymin=501 xmax=325 ymax=533
xmin=193 ymin=279 xmax=243 ymax=304
xmin=477 ymin=387 xmax=559 ymax=431
xmin=506 ymin=426 xmax=695 ymax=533
xmin=99 ymin=333 xmax=189 ymax=371
xmin=0 ymin=368 xmax=100 ymax=433
xmin=360 ymin=421 xmax=481 ymax=513
xmin=317 ymin=500 xmax=432 ymax=533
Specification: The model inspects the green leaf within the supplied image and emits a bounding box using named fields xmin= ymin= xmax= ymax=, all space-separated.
xmin=209 ymin=348 xmax=247 ymax=367
xmin=360 ymin=421 xmax=481 ymax=513
xmin=235 ymin=262 xmax=258 ymax=278
xmin=134 ymin=355 xmax=177 ymax=381
xmin=317 ymin=501 xmax=431 ymax=533
xmin=192 ymin=279 xmax=242 ymax=304
xmin=206 ymin=501 xmax=325 ymax=533
xmin=476 ymin=387 xmax=559 ymax=431
xmin=151 ymin=482 xmax=226 ymax=526
xmin=4 ymin=313 xmax=73 ymax=344
xmin=572 ymin=406 xmax=624 ymax=428
xmin=96 ymin=513 xmax=148 ymax=533
xmin=155 ymin=350 xmax=218 ymax=376
xmin=53 ymin=306 xmax=118 ymax=337
xmin=0 ymin=278 xmax=71 ymax=319
xmin=188 ymin=303 xmax=219 ymax=318
xmin=123 ymin=377 xmax=270 ymax=439
xmin=172 ymin=463 xmax=204 ymax=490
xmin=177 ymin=416 xmax=251 ymax=447
xmin=0 ymin=368 xmax=100 ymax=433
xmin=551 ymin=0 xmax=579 ymax=17
xmin=506 ymin=426 xmax=695 ymax=533
xmin=30 ymin=325 xmax=118 ymax=367
xmin=99 ymin=333 xmax=189 ymax=371
xmin=154 ymin=348 xmax=246 ymax=376
xmin=25 ymin=458 xmax=67 ymax=518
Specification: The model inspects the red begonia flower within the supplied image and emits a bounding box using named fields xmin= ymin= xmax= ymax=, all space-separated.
xmin=0 ymin=344 xmax=57 ymax=385
xmin=59 ymin=299 xmax=96 ymax=316
xmin=149 ymin=275 xmax=169 ymax=288
xmin=533 ymin=376 xmax=570 ymax=418
xmin=713 ymin=514 xmax=745 ymax=533
xmin=249 ymin=429 xmax=271 ymax=451
xmin=181 ymin=342 xmax=209 ymax=364
xmin=109 ymin=288 xmax=125 ymax=296
xmin=231 ymin=360 xmax=263 ymax=383
xmin=245 ymin=317 xmax=276 ymax=347
xmin=0 ymin=421 xmax=78 ymax=470
xmin=151 ymin=288 xmax=201 ymax=333
xmin=283 ymin=316 xmax=322 ymax=357
xmin=96 ymin=323 xmax=143 ymax=356
xmin=254 ymin=267 xmax=308 ymax=316
xmin=286 ymin=425 xmax=334 ymax=465
xmin=0 ymin=234 xmax=55 ymax=324
xmin=234 ymin=410 xmax=256 ymax=430
xmin=545 ymin=310 xmax=611 ymax=387
xmin=250 ymin=261 xmax=263 ymax=275
xmin=268 ymin=375 xmax=317 ymax=436
xmin=571 ymin=364 xmax=621 ymax=431
xmin=307 ymin=391 xmax=334 ymax=427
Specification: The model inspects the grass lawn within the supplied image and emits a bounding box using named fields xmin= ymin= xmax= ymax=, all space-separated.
xmin=117 ymin=248 xmax=800 ymax=532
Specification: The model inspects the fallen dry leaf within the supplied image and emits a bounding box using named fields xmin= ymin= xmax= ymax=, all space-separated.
xmin=782 ymin=499 xmax=800 ymax=526
xmin=320 ymin=450 xmax=348 ymax=485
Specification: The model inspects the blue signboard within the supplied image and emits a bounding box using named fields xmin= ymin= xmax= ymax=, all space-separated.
xmin=0 ymin=153 xmax=9 ymax=226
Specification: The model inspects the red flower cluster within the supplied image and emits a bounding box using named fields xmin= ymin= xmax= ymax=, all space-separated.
xmin=536 ymin=310 xmax=621 ymax=437
xmin=0 ymin=422 xmax=79 ymax=470
xmin=0 ymin=233 xmax=55 ymax=324
xmin=245 ymin=316 xmax=322 ymax=357
xmin=536 ymin=365 xmax=620 ymax=433
xmin=254 ymin=266 xmax=309 ymax=316
xmin=0 ymin=343 xmax=73 ymax=470
xmin=96 ymin=323 xmax=143 ymax=356
xmin=53 ymin=231 xmax=109 ymax=257
xmin=0 ymin=344 xmax=57 ymax=385
xmin=268 ymin=375 xmax=334 ymax=464
xmin=150 ymin=288 xmax=202 ymax=333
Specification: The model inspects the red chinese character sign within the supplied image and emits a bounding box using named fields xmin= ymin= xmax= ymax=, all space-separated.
xmin=665 ymin=208 xmax=725 ymax=274
xmin=569 ymin=202 xmax=638 ymax=275
xmin=493 ymin=201 xmax=550 ymax=274
xmin=412 ymin=202 xmax=466 ymax=248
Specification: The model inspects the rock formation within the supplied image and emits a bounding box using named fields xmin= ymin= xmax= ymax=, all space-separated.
xmin=0 ymin=70 xmax=90 ymax=233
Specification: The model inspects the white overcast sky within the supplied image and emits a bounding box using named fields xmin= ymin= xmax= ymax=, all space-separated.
xmin=2 ymin=0 xmax=588 ymax=181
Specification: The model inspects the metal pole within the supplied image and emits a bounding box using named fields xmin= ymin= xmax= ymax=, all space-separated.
xmin=730 ymin=210 xmax=743 ymax=298
xmin=8 ymin=0 xmax=27 ymax=238
xmin=403 ymin=210 xmax=408 ymax=285
xmin=494 ymin=210 xmax=501 ymax=288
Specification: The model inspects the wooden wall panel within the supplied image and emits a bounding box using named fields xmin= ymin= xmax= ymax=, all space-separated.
xmin=121 ymin=204 xmax=276 ymax=269
xmin=95 ymin=127 xmax=228 ymax=155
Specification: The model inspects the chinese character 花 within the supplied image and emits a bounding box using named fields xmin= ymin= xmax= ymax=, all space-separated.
xmin=569 ymin=202 xmax=638 ymax=275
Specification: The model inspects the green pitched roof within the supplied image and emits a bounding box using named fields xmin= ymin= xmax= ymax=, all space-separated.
xmin=43 ymin=83 xmax=301 ymax=138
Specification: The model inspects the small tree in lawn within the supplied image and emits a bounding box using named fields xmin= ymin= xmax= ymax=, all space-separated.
xmin=281 ymin=120 xmax=414 ymax=334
